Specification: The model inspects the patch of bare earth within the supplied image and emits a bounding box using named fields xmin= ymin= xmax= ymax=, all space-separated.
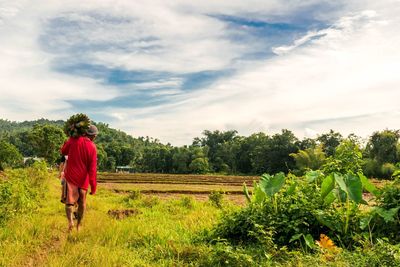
xmin=108 ymin=209 xmax=142 ymax=219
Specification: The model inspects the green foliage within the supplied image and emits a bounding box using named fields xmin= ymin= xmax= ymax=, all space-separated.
xmin=0 ymin=162 xmax=49 ymax=225
xmin=259 ymin=172 xmax=285 ymax=197
xmin=340 ymin=240 xmax=400 ymax=267
xmin=359 ymin=172 xmax=379 ymax=196
xmin=0 ymin=140 xmax=23 ymax=169
xmin=203 ymin=242 xmax=255 ymax=266
xmin=290 ymin=146 xmax=326 ymax=173
xmin=322 ymin=139 xmax=363 ymax=174
xmin=179 ymin=196 xmax=195 ymax=209
xmin=211 ymin=170 xmax=389 ymax=250
xmin=140 ymin=196 xmax=160 ymax=208
xmin=63 ymin=113 xmax=91 ymax=137
xmin=212 ymin=178 xmax=331 ymax=247
xmin=381 ymin=163 xmax=396 ymax=179
xmin=317 ymin=130 xmax=343 ymax=157
xmin=252 ymin=130 xmax=299 ymax=174
xmin=362 ymin=183 xmax=400 ymax=243
xmin=195 ymin=130 xmax=238 ymax=172
xmin=29 ymin=124 xmax=66 ymax=164
xmin=189 ymin=157 xmax=210 ymax=174
xmin=128 ymin=190 xmax=142 ymax=200
xmin=209 ymin=190 xmax=225 ymax=208
xmin=362 ymin=158 xmax=380 ymax=178
xmin=2 ymin=117 xmax=400 ymax=178
xmin=367 ymin=129 xmax=399 ymax=164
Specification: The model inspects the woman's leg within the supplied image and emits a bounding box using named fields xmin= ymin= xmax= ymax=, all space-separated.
xmin=65 ymin=204 xmax=74 ymax=231
xmin=76 ymin=188 xmax=87 ymax=231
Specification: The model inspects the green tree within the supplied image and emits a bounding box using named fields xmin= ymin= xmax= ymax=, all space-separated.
xmin=29 ymin=124 xmax=66 ymax=164
xmin=253 ymin=130 xmax=299 ymax=174
xmin=172 ymin=146 xmax=191 ymax=173
xmin=323 ymin=139 xmax=363 ymax=174
xmin=367 ymin=129 xmax=399 ymax=164
xmin=0 ymin=140 xmax=23 ymax=170
xmin=236 ymin=133 xmax=269 ymax=174
xmin=96 ymin=144 xmax=108 ymax=171
xmin=317 ymin=130 xmax=343 ymax=157
xmin=189 ymin=158 xmax=210 ymax=174
xmin=290 ymin=146 xmax=326 ymax=173
xmin=195 ymin=130 xmax=238 ymax=172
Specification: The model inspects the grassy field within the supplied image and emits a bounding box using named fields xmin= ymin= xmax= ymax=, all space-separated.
xmin=0 ymin=172 xmax=226 ymax=266
xmin=1 ymin=169 xmax=399 ymax=266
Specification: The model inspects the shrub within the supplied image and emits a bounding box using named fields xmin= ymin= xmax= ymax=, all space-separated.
xmin=339 ymin=240 xmax=400 ymax=267
xmin=180 ymin=196 xmax=195 ymax=209
xmin=212 ymin=179 xmax=342 ymax=247
xmin=0 ymin=140 xmax=23 ymax=170
xmin=209 ymin=190 xmax=225 ymax=208
xmin=141 ymin=196 xmax=159 ymax=208
xmin=322 ymin=139 xmax=363 ymax=174
xmin=209 ymin=171 xmax=378 ymax=249
xmin=362 ymin=159 xmax=380 ymax=178
xmin=364 ymin=183 xmax=400 ymax=243
xmin=381 ymin=163 xmax=396 ymax=179
xmin=0 ymin=161 xmax=49 ymax=225
xmin=128 ymin=190 xmax=141 ymax=200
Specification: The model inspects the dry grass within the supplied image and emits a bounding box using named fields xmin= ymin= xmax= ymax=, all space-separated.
xmin=102 ymin=182 xmax=249 ymax=193
xmin=98 ymin=172 xmax=258 ymax=186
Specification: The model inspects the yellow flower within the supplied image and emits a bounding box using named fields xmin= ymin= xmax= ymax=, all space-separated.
xmin=316 ymin=234 xmax=336 ymax=250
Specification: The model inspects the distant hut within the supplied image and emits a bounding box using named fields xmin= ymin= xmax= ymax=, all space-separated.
xmin=116 ymin=166 xmax=135 ymax=173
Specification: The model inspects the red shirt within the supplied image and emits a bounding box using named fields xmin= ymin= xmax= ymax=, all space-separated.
xmin=61 ymin=136 xmax=97 ymax=193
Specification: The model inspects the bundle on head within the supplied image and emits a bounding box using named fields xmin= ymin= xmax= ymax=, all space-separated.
xmin=64 ymin=113 xmax=91 ymax=137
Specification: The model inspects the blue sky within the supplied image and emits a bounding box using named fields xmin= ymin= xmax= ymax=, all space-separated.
xmin=0 ymin=1 xmax=400 ymax=145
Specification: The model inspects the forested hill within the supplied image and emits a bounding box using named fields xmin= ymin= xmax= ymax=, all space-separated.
xmin=0 ymin=119 xmax=64 ymax=134
xmin=0 ymin=118 xmax=399 ymax=178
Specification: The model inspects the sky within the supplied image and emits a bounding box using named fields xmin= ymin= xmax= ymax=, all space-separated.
xmin=0 ymin=0 xmax=399 ymax=145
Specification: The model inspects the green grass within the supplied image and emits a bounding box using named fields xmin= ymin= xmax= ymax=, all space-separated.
xmin=0 ymin=174 xmax=222 ymax=266
xmin=1 ymin=170 xmax=398 ymax=267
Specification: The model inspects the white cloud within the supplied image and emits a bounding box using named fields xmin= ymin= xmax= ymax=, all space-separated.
xmin=108 ymin=2 xmax=400 ymax=145
xmin=0 ymin=0 xmax=399 ymax=146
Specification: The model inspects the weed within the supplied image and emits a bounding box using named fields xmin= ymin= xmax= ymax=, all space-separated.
xmin=141 ymin=196 xmax=160 ymax=208
xmin=128 ymin=190 xmax=142 ymax=200
xmin=209 ymin=190 xmax=225 ymax=208
xmin=180 ymin=195 xmax=195 ymax=209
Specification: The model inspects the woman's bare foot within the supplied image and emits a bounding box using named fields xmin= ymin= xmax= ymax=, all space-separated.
xmin=76 ymin=223 xmax=81 ymax=232
xmin=68 ymin=223 xmax=74 ymax=233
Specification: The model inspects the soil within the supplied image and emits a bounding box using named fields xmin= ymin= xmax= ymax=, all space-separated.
xmin=108 ymin=209 xmax=142 ymax=219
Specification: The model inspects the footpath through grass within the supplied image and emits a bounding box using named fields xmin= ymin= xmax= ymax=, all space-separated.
xmin=0 ymin=171 xmax=222 ymax=266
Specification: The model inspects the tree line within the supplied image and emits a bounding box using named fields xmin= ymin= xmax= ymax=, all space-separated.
xmin=0 ymin=119 xmax=399 ymax=178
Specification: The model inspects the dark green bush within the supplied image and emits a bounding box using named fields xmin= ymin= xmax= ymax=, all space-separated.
xmin=362 ymin=159 xmax=380 ymax=178
xmin=381 ymin=163 xmax=396 ymax=179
